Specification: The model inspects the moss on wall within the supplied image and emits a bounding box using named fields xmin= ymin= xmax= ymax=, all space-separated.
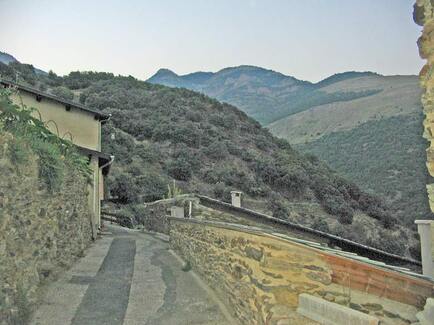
xmin=0 ymin=132 xmax=92 ymax=324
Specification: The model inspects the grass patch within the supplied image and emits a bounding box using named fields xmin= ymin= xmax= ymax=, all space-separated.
xmin=12 ymin=284 xmax=32 ymax=325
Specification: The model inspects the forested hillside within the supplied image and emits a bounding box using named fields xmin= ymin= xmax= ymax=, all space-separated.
xmin=150 ymin=66 xmax=429 ymax=225
xmin=268 ymin=74 xmax=430 ymax=223
xmin=0 ymin=59 xmax=419 ymax=257
xmin=298 ymin=114 xmax=431 ymax=224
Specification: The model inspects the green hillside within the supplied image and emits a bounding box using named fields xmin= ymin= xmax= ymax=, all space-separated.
xmin=269 ymin=75 xmax=421 ymax=144
xmin=298 ymin=113 xmax=431 ymax=224
xmin=149 ymin=66 xmax=428 ymax=226
xmin=0 ymin=60 xmax=419 ymax=256
xmin=268 ymin=74 xmax=430 ymax=224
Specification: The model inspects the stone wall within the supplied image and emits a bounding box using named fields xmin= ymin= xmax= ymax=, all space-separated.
xmin=137 ymin=195 xmax=199 ymax=234
xmin=0 ymin=133 xmax=93 ymax=324
xmin=169 ymin=218 xmax=434 ymax=325
xmin=414 ymin=1 xmax=434 ymax=215
xmin=197 ymin=195 xmax=421 ymax=269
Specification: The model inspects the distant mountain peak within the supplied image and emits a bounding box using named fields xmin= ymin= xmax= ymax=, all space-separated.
xmin=315 ymin=71 xmax=380 ymax=88
xmin=0 ymin=51 xmax=18 ymax=65
xmin=153 ymin=68 xmax=178 ymax=77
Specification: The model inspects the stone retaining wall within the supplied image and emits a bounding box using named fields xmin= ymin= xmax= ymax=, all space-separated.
xmin=138 ymin=195 xmax=198 ymax=234
xmin=414 ymin=0 xmax=434 ymax=213
xmin=0 ymin=133 xmax=93 ymax=324
xmin=197 ymin=195 xmax=421 ymax=269
xmin=169 ymin=218 xmax=433 ymax=325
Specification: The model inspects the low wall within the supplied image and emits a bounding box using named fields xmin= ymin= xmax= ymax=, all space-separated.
xmin=197 ymin=195 xmax=421 ymax=269
xmin=137 ymin=195 xmax=199 ymax=234
xmin=169 ymin=218 xmax=434 ymax=325
xmin=0 ymin=134 xmax=93 ymax=324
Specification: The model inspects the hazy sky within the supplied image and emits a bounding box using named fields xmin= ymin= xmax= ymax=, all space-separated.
xmin=0 ymin=0 xmax=423 ymax=82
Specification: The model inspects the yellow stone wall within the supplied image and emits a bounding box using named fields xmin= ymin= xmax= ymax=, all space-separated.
xmin=415 ymin=0 xmax=434 ymax=212
xmin=0 ymin=132 xmax=93 ymax=323
xmin=170 ymin=218 xmax=427 ymax=325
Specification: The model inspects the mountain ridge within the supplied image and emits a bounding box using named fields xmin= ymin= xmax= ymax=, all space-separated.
xmin=147 ymin=66 xmax=396 ymax=124
xmin=0 ymin=52 xmax=18 ymax=65
xmin=148 ymin=66 xmax=385 ymax=87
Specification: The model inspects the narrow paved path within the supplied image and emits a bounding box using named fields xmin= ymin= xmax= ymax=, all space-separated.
xmin=30 ymin=225 xmax=232 ymax=325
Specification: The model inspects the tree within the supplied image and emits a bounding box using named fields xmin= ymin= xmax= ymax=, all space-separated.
xmin=110 ymin=173 xmax=139 ymax=203
xmin=51 ymin=86 xmax=74 ymax=101
xmin=167 ymin=157 xmax=192 ymax=181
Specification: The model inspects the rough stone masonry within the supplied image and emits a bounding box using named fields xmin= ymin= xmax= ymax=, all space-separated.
xmin=0 ymin=133 xmax=93 ymax=324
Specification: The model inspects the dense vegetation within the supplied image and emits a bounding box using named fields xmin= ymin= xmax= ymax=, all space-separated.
xmin=148 ymin=66 xmax=381 ymax=124
xmin=0 ymin=61 xmax=418 ymax=256
xmin=0 ymin=88 xmax=91 ymax=191
xmin=298 ymin=113 xmax=432 ymax=224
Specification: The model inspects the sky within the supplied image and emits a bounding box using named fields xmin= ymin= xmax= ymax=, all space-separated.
xmin=0 ymin=0 xmax=424 ymax=82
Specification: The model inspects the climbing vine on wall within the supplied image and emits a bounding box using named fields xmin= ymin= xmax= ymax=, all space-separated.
xmin=0 ymin=87 xmax=92 ymax=191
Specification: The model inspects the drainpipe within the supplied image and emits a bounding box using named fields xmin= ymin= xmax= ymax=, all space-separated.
xmin=415 ymin=220 xmax=434 ymax=279
xmin=101 ymin=155 xmax=115 ymax=170
xmin=99 ymin=113 xmax=112 ymax=124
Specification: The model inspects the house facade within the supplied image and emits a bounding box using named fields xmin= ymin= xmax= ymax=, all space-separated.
xmin=1 ymin=80 xmax=113 ymax=238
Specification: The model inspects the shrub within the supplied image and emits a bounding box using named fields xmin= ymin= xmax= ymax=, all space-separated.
xmin=311 ymin=217 xmax=330 ymax=233
xmin=33 ymin=140 xmax=64 ymax=192
xmin=338 ymin=210 xmax=354 ymax=225
xmin=8 ymin=137 xmax=29 ymax=166
xmin=268 ymin=193 xmax=290 ymax=219
xmin=136 ymin=144 xmax=159 ymax=163
xmin=276 ymin=170 xmax=308 ymax=197
xmin=50 ymin=86 xmax=74 ymax=101
xmin=322 ymin=194 xmax=354 ymax=224
xmin=167 ymin=157 xmax=192 ymax=181
xmin=202 ymin=141 xmax=229 ymax=160
xmin=136 ymin=172 xmax=167 ymax=202
xmin=213 ymin=182 xmax=232 ymax=202
xmin=375 ymin=230 xmax=406 ymax=254
xmin=110 ymin=173 xmax=139 ymax=203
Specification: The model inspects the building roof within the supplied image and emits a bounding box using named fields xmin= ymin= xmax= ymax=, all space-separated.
xmin=0 ymin=79 xmax=111 ymax=121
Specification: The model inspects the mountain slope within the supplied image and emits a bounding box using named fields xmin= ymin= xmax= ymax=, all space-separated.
xmin=267 ymin=73 xmax=430 ymax=223
xmin=149 ymin=66 xmax=429 ymax=224
xmin=269 ymin=75 xmax=421 ymax=144
xmin=0 ymin=60 xmax=419 ymax=256
xmin=0 ymin=51 xmax=46 ymax=76
xmin=148 ymin=66 xmax=380 ymax=124
xmin=0 ymin=52 xmax=18 ymax=65
xmin=297 ymin=113 xmax=431 ymax=224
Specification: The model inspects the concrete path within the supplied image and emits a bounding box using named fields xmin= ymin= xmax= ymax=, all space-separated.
xmin=30 ymin=225 xmax=233 ymax=325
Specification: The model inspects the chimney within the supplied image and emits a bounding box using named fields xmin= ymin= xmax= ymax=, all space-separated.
xmin=231 ymin=191 xmax=242 ymax=208
xmin=415 ymin=220 xmax=434 ymax=279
